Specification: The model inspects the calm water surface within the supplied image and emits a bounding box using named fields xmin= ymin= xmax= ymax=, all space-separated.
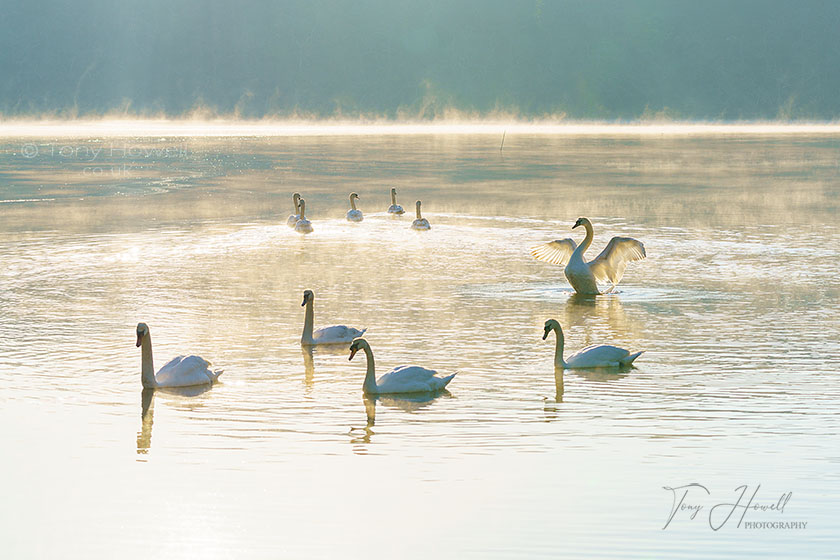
xmin=1 ymin=128 xmax=839 ymax=558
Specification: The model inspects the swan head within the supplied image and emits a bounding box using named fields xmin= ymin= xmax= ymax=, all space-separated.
xmin=293 ymin=192 xmax=301 ymax=203
xmin=543 ymin=319 xmax=561 ymax=340
xmin=350 ymin=192 xmax=359 ymax=200
xmin=391 ymin=188 xmax=396 ymax=196
xmin=301 ymin=289 xmax=314 ymax=307
xmin=348 ymin=337 xmax=369 ymax=361
xmin=572 ymin=217 xmax=589 ymax=230
xmin=136 ymin=322 xmax=149 ymax=347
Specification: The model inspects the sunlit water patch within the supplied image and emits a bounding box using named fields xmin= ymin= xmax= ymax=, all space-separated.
xmin=1 ymin=130 xmax=838 ymax=558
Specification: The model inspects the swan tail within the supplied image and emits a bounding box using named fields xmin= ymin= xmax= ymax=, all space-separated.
xmin=209 ymin=369 xmax=224 ymax=382
xmin=436 ymin=372 xmax=457 ymax=389
xmin=621 ymin=351 xmax=644 ymax=366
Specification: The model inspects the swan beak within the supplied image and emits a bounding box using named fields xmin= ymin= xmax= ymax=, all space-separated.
xmin=349 ymin=348 xmax=358 ymax=361
xmin=572 ymin=223 xmax=580 ymax=229
xmin=301 ymin=298 xmax=306 ymax=307
xmin=136 ymin=335 xmax=142 ymax=347
xmin=542 ymin=330 xmax=549 ymax=340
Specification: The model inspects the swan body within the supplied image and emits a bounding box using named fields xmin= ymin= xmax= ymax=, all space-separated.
xmin=294 ymin=198 xmax=313 ymax=234
xmin=411 ymin=200 xmax=431 ymax=230
xmin=301 ymin=290 xmax=366 ymax=345
xmin=346 ymin=192 xmax=363 ymax=222
xmin=531 ymin=217 xmax=645 ymax=294
xmin=387 ymin=188 xmax=405 ymax=215
xmin=135 ymin=323 xmax=223 ymax=388
xmin=286 ymin=192 xmax=301 ymax=227
xmin=542 ymin=319 xmax=642 ymax=369
xmin=349 ymin=338 xmax=455 ymax=395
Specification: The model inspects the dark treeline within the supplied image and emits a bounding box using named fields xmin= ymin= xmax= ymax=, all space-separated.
xmin=2 ymin=0 xmax=839 ymax=120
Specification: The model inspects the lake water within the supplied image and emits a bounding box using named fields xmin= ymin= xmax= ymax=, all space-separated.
xmin=1 ymin=124 xmax=838 ymax=558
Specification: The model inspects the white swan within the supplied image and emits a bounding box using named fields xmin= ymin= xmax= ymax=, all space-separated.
xmin=301 ymin=290 xmax=366 ymax=345
xmin=542 ymin=319 xmax=642 ymax=369
xmin=411 ymin=200 xmax=431 ymax=230
xmin=135 ymin=323 xmax=223 ymax=388
xmin=387 ymin=188 xmax=405 ymax=215
xmin=531 ymin=217 xmax=646 ymax=294
xmin=294 ymin=198 xmax=313 ymax=234
xmin=348 ymin=338 xmax=455 ymax=394
xmin=286 ymin=192 xmax=301 ymax=227
xmin=346 ymin=192 xmax=363 ymax=222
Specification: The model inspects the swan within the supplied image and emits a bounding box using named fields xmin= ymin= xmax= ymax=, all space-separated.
xmin=411 ymin=200 xmax=431 ymax=230
xmin=531 ymin=217 xmax=646 ymax=294
xmin=387 ymin=188 xmax=405 ymax=215
xmin=346 ymin=192 xmax=364 ymax=222
xmin=286 ymin=192 xmax=301 ymax=227
xmin=301 ymin=289 xmax=366 ymax=345
xmin=135 ymin=323 xmax=223 ymax=388
xmin=294 ymin=198 xmax=313 ymax=234
xmin=348 ymin=338 xmax=455 ymax=394
xmin=542 ymin=319 xmax=642 ymax=369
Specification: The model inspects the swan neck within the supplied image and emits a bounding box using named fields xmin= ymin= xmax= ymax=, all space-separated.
xmin=580 ymin=221 xmax=594 ymax=254
xmin=553 ymin=326 xmax=566 ymax=368
xmin=292 ymin=193 xmax=300 ymax=212
xmin=390 ymin=190 xmax=396 ymax=205
xmin=301 ymin=299 xmax=314 ymax=343
xmin=362 ymin=345 xmax=377 ymax=394
xmin=299 ymin=200 xmax=306 ymax=219
xmin=140 ymin=334 xmax=157 ymax=388
xmin=350 ymin=195 xmax=357 ymax=211
xmin=415 ymin=202 xmax=422 ymax=219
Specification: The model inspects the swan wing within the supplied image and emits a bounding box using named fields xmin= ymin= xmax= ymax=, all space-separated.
xmin=155 ymin=355 xmax=218 ymax=387
xmin=313 ymin=325 xmax=367 ymax=343
xmin=566 ymin=344 xmax=630 ymax=368
xmin=588 ymin=237 xmax=646 ymax=285
xmin=376 ymin=365 xmax=451 ymax=393
xmin=530 ymin=238 xmax=577 ymax=266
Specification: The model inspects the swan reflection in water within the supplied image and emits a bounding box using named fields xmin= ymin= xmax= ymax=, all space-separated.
xmin=349 ymin=391 xmax=452 ymax=449
xmin=136 ymin=385 xmax=213 ymax=456
xmin=300 ymin=343 xmax=350 ymax=388
xmin=542 ymin=367 xmax=565 ymax=419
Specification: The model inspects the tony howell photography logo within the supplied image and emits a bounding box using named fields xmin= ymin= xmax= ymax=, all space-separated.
xmin=662 ymin=483 xmax=808 ymax=531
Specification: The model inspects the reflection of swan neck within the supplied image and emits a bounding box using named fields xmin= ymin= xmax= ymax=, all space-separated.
xmin=349 ymin=193 xmax=357 ymax=211
xmin=299 ymin=199 xmax=306 ymax=219
xmin=302 ymin=299 xmax=315 ymax=343
xmin=361 ymin=343 xmax=377 ymax=394
xmin=554 ymin=367 xmax=565 ymax=402
xmin=140 ymin=334 xmax=157 ymax=388
xmin=390 ymin=189 xmax=396 ymax=205
xmin=551 ymin=325 xmax=566 ymax=368
xmin=415 ymin=201 xmax=422 ymax=219
xmin=292 ymin=192 xmax=300 ymax=212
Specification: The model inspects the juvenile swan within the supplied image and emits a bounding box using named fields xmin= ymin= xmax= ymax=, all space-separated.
xmin=531 ymin=217 xmax=645 ymax=294
xmin=294 ymin=198 xmax=314 ymax=234
xmin=387 ymin=188 xmax=405 ymax=215
xmin=286 ymin=192 xmax=301 ymax=227
xmin=411 ymin=200 xmax=431 ymax=230
xmin=135 ymin=323 xmax=223 ymax=388
xmin=300 ymin=290 xmax=366 ymax=345
xmin=348 ymin=337 xmax=455 ymax=394
xmin=346 ymin=192 xmax=363 ymax=222
xmin=542 ymin=319 xmax=642 ymax=369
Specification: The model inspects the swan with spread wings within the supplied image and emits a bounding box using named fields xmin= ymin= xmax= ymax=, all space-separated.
xmin=530 ymin=217 xmax=646 ymax=295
